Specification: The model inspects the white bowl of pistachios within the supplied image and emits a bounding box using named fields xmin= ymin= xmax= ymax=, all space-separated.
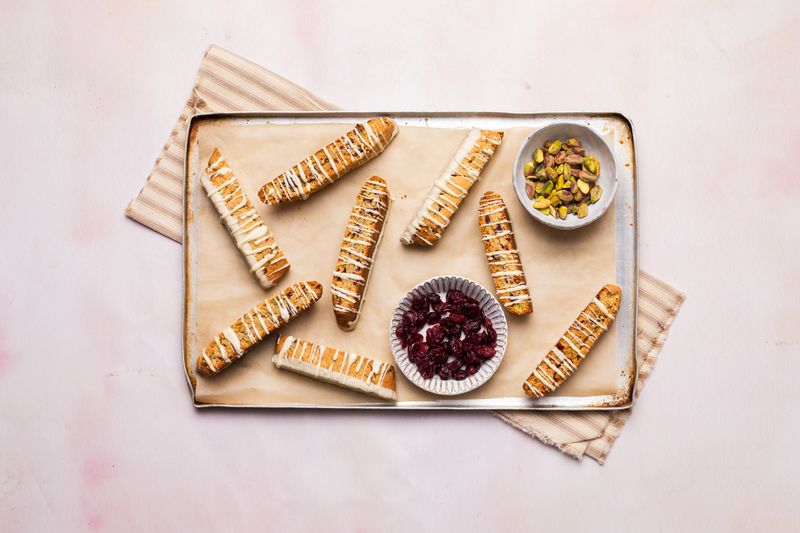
xmin=512 ymin=123 xmax=618 ymax=230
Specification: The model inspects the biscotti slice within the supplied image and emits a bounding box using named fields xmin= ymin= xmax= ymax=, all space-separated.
xmin=273 ymin=335 xmax=397 ymax=401
xmin=331 ymin=176 xmax=390 ymax=330
xmin=196 ymin=281 xmax=323 ymax=377
xmin=258 ymin=117 xmax=398 ymax=205
xmin=478 ymin=191 xmax=533 ymax=316
xmin=401 ymin=128 xmax=503 ymax=246
xmin=523 ymin=284 xmax=621 ymax=398
xmin=203 ymin=148 xmax=290 ymax=289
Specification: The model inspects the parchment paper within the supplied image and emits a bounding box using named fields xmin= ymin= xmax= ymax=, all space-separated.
xmin=192 ymin=121 xmax=617 ymax=405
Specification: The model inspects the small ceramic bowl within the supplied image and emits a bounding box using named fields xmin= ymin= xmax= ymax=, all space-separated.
xmin=389 ymin=276 xmax=508 ymax=396
xmin=512 ymin=122 xmax=618 ymax=230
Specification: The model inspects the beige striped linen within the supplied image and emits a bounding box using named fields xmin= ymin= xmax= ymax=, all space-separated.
xmin=126 ymin=45 xmax=685 ymax=464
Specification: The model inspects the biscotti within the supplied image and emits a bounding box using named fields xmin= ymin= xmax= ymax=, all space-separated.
xmin=203 ymin=148 xmax=290 ymax=289
xmin=258 ymin=117 xmax=398 ymax=205
xmin=196 ymin=281 xmax=323 ymax=377
xmin=401 ymin=128 xmax=503 ymax=246
xmin=478 ymin=191 xmax=533 ymax=316
xmin=523 ymin=284 xmax=621 ymax=398
xmin=273 ymin=335 xmax=397 ymax=400
xmin=331 ymin=176 xmax=390 ymax=330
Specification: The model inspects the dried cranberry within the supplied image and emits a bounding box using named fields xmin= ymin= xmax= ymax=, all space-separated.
xmin=464 ymin=352 xmax=480 ymax=367
xmin=463 ymin=303 xmax=481 ymax=318
xmin=466 ymin=364 xmax=480 ymax=376
xmin=452 ymin=369 xmax=467 ymax=381
xmin=464 ymin=319 xmax=481 ymax=333
xmin=437 ymin=367 xmax=451 ymax=380
xmin=449 ymin=313 xmax=466 ymax=325
xmin=418 ymin=363 xmax=434 ymax=380
xmin=409 ymin=333 xmax=424 ymax=346
xmin=448 ymin=338 xmax=464 ymax=355
xmin=403 ymin=310 xmax=419 ymax=327
xmin=447 ymin=359 xmax=463 ymax=372
xmin=434 ymin=301 xmax=450 ymax=315
xmin=425 ymin=324 xmax=444 ymax=345
xmin=395 ymin=324 xmax=407 ymax=337
xmin=425 ymin=311 xmax=441 ymax=324
xmin=461 ymin=341 xmax=474 ymax=354
xmin=476 ymin=345 xmax=495 ymax=359
xmin=411 ymin=342 xmax=429 ymax=356
xmin=430 ymin=346 xmax=447 ymax=363
xmin=446 ymin=289 xmax=467 ymax=305
xmin=426 ymin=293 xmax=442 ymax=307
xmin=411 ymin=295 xmax=428 ymax=312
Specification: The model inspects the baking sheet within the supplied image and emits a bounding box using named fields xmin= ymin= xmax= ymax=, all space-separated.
xmin=184 ymin=112 xmax=637 ymax=410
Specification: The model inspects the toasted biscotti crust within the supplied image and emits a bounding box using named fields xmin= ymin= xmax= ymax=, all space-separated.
xmin=273 ymin=335 xmax=397 ymax=400
xmin=401 ymin=129 xmax=503 ymax=246
xmin=478 ymin=191 xmax=533 ymax=316
xmin=203 ymin=148 xmax=290 ymax=289
xmin=523 ymin=284 xmax=621 ymax=398
xmin=258 ymin=117 xmax=398 ymax=205
xmin=196 ymin=281 xmax=323 ymax=377
xmin=331 ymin=176 xmax=390 ymax=330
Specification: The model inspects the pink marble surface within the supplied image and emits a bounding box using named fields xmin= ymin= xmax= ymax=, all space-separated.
xmin=1 ymin=1 xmax=799 ymax=531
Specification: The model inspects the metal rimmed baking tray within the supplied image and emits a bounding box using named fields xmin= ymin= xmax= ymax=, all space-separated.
xmin=183 ymin=112 xmax=638 ymax=410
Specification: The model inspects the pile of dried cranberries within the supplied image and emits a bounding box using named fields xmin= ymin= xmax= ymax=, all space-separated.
xmin=395 ymin=289 xmax=497 ymax=381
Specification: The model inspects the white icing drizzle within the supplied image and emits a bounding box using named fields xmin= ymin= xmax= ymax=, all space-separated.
xmin=199 ymin=282 xmax=320 ymax=374
xmin=478 ymin=194 xmax=532 ymax=310
xmin=201 ymin=150 xmax=286 ymax=290
xmin=525 ymin=288 xmax=619 ymax=398
xmin=331 ymin=178 xmax=389 ymax=329
xmin=272 ymin=335 xmax=396 ymax=400
xmin=260 ymin=118 xmax=397 ymax=204
xmin=401 ymin=129 xmax=502 ymax=246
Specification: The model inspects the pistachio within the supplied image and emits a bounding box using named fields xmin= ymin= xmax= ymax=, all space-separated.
xmin=547 ymin=139 xmax=562 ymax=154
xmin=524 ymin=161 xmax=536 ymax=177
xmin=565 ymin=154 xmax=584 ymax=165
xmin=532 ymin=197 xmax=550 ymax=209
xmin=524 ymin=136 xmax=601 ymax=220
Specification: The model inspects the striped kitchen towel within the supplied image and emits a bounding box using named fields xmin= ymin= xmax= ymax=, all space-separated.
xmin=126 ymin=44 xmax=684 ymax=464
